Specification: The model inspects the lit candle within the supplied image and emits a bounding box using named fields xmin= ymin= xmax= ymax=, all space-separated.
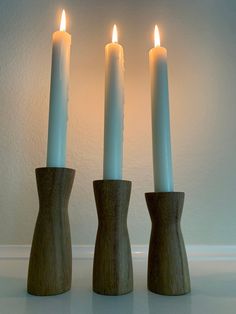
xmin=103 ymin=25 xmax=124 ymax=179
xmin=149 ymin=25 xmax=174 ymax=192
xmin=46 ymin=10 xmax=71 ymax=167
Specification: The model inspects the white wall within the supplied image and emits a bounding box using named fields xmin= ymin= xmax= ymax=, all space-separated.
xmin=0 ymin=0 xmax=236 ymax=244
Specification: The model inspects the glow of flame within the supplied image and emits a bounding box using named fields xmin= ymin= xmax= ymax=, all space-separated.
xmin=60 ymin=10 xmax=66 ymax=32
xmin=154 ymin=25 xmax=160 ymax=47
xmin=112 ymin=24 xmax=118 ymax=43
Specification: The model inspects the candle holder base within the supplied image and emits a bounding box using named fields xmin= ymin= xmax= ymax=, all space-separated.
xmin=145 ymin=192 xmax=190 ymax=296
xmin=27 ymin=167 xmax=75 ymax=296
xmin=93 ymin=180 xmax=133 ymax=296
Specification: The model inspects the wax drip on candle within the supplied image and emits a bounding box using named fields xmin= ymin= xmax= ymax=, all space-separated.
xmin=154 ymin=25 xmax=160 ymax=47
xmin=60 ymin=10 xmax=66 ymax=32
xmin=112 ymin=24 xmax=118 ymax=43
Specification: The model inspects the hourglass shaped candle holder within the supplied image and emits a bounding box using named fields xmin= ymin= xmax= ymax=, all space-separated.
xmin=145 ymin=192 xmax=191 ymax=296
xmin=93 ymin=180 xmax=133 ymax=296
xmin=27 ymin=167 xmax=75 ymax=296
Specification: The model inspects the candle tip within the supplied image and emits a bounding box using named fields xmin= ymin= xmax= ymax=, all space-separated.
xmin=112 ymin=24 xmax=118 ymax=43
xmin=154 ymin=24 xmax=160 ymax=47
xmin=60 ymin=9 xmax=66 ymax=32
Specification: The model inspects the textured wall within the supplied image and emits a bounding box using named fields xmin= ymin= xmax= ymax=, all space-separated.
xmin=0 ymin=0 xmax=236 ymax=244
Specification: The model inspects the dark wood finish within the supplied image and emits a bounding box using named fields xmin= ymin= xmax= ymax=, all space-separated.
xmin=93 ymin=180 xmax=133 ymax=296
xmin=145 ymin=192 xmax=190 ymax=296
xmin=27 ymin=167 xmax=75 ymax=296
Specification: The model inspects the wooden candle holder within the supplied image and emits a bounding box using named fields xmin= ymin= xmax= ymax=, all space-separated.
xmin=27 ymin=167 xmax=75 ymax=296
xmin=145 ymin=192 xmax=190 ymax=296
xmin=93 ymin=180 xmax=133 ymax=296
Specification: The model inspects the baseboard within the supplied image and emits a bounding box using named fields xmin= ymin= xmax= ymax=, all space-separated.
xmin=0 ymin=245 xmax=236 ymax=260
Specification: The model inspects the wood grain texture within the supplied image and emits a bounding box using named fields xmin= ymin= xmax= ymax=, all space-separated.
xmin=93 ymin=180 xmax=133 ymax=296
xmin=145 ymin=192 xmax=191 ymax=296
xmin=27 ymin=167 xmax=75 ymax=296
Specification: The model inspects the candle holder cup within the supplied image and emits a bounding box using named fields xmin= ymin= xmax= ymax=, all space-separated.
xmin=93 ymin=180 xmax=133 ymax=296
xmin=27 ymin=167 xmax=75 ymax=296
xmin=145 ymin=192 xmax=190 ymax=296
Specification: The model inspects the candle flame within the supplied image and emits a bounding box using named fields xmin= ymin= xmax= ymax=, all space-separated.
xmin=154 ymin=25 xmax=160 ymax=47
xmin=60 ymin=9 xmax=66 ymax=32
xmin=112 ymin=24 xmax=118 ymax=43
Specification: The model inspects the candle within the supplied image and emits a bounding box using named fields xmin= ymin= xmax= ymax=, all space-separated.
xmin=103 ymin=25 xmax=124 ymax=179
xmin=46 ymin=10 xmax=71 ymax=167
xmin=149 ymin=25 xmax=174 ymax=192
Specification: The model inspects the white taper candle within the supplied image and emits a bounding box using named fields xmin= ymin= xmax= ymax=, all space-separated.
xmin=46 ymin=10 xmax=71 ymax=167
xmin=103 ymin=25 xmax=124 ymax=179
xmin=149 ymin=25 xmax=174 ymax=192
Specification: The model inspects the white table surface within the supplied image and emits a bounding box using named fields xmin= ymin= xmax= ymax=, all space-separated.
xmin=0 ymin=258 xmax=235 ymax=314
